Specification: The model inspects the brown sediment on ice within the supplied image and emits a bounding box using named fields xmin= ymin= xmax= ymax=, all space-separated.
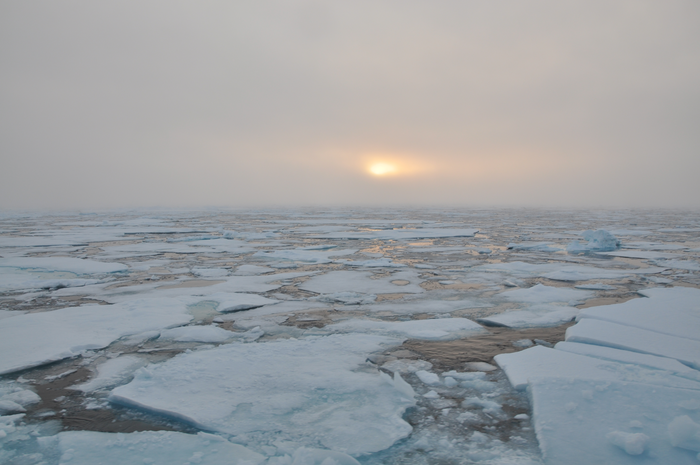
xmin=23 ymin=362 xmax=191 ymax=434
xmin=402 ymin=322 xmax=575 ymax=371
xmin=282 ymin=310 xmax=335 ymax=329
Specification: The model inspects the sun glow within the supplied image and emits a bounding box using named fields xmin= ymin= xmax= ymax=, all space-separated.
xmin=368 ymin=162 xmax=398 ymax=176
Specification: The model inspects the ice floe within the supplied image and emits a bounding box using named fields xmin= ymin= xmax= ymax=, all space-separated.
xmin=0 ymin=298 xmax=192 ymax=374
xmin=52 ymin=430 xmax=266 ymax=465
xmin=299 ymin=270 xmax=424 ymax=295
xmin=110 ymin=334 xmax=414 ymax=456
xmin=320 ymin=317 xmax=486 ymax=340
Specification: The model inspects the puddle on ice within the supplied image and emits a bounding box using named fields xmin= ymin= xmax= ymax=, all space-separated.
xmin=1 ymin=209 xmax=699 ymax=464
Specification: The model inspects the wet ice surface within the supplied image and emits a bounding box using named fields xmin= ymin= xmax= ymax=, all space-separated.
xmin=0 ymin=208 xmax=699 ymax=464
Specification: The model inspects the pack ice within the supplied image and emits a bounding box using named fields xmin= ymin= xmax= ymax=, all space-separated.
xmin=495 ymin=287 xmax=700 ymax=464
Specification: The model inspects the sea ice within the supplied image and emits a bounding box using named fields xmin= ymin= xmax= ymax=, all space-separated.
xmin=0 ymin=257 xmax=128 ymax=274
xmin=507 ymin=242 xmax=562 ymax=252
xmin=110 ymin=334 xmax=414 ymax=456
xmin=253 ymin=248 xmax=357 ymax=264
xmin=158 ymin=325 xmax=235 ymax=343
xmin=0 ymin=298 xmax=192 ymax=375
xmin=577 ymin=287 xmax=700 ymax=342
xmin=554 ymin=342 xmax=699 ymax=377
xmin=529 ymin=377 xmax=700 ymax=464
xmin=71 ymin=355 xmax=146 ymax=392
xmin=204 ymin=292 xmax=280 ymax=313
xmin=500 ymin=284 xmax=592 ymax=304
xmin=309 ymin=228 xmax=478 ymax=240
xmin=52 ymin=430 xmax=265 ymax=465
xmin=494 ymin=346 xmax=700 ymax=391
xmin=299 ymin=270 xmax=424 ymax=295
xmin=321 ymin=317 xmax=486 ymax=340
xmin=478 ymin=305 xmax=578 ymax=328
xmin=566 ymin=319 xmax=700 ymax=369
xmin=566 ymin=229 xmax=620 ymax=253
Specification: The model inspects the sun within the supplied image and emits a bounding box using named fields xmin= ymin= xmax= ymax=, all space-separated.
xmin=368 ymin=162 xmax=398 ymax=176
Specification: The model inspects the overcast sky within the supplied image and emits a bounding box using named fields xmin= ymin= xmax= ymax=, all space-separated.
xmin=1 ymin=1 xmax=699 ymax=210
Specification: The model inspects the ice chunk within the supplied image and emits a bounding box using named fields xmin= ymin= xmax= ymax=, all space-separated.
xmin=0 ymin=257 xmax=128 ymax=274
xmin=578 ymin=287 xmax=700 ymax=342
xmin=55 ymin=430 xmax=265 ymax=465
xmin=507 ymin=242 xmax=562 ymax=252
xmin=323 ymin=317 xmax=486 ymax=341
xmin=500 ymin=284 xmax=593 ymax=304
xmin=606 ymin=431 xmax=649 ymax=455
xmin=668 ymin=415 xmax=700 ymax=452
xmin=110 ymin=334 xmax=414 ymax=456
xmin=192 ymin=268 xmax=229 ymax=278
xmin=381 ymin=359 xmax=433 ymax=374
xmin=478 ymin=305 xmax=578 ymax=329
xmin=567 ymin=229 xmax=620 ymax=253
xmin=415 ymin=370 xmax=440 ymax=386
xmin=232 ymin=264 xmax=275 ymax=276
xmin=205 ymin=292 xmax=280 ymax=313
xmin=512 ymin=339 xmax=534 ymax=348
xmin=335 ymin=258 xmax=406 ymax=268
xmin=566 ymin=319 xmax=700 ymax=369
xmin=253 ymin=248 xmax=357 ymax=264
xmin=300 ymin=270 xmax=424 ymax=295
xmin=463 ymin=362 xmax=497 ymax=372
xmin=158 ymin=325 xmax=234 ymax=343
xmin=0 ymin=400 xmax=25 ymax=414
xmin=0 ymin=298 xmax=192 ymax=375
xmin=71 ymin=356 xmax=146 ymax=392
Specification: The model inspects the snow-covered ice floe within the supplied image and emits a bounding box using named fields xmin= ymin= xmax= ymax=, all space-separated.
xmin=494 ymin=287 xmax=700 ymax=464
xmin=0 ymin=298 xmax=192 ymax=375
xmin=110 ymin=334 xmax=415 ymax=456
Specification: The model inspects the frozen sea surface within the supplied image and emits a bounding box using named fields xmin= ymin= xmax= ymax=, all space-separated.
xmin=0 ymin=208 xmax=699 ymax=464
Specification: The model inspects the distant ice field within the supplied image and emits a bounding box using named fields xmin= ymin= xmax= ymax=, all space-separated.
xmin=0 ymin=208 xmax=698 ymax=464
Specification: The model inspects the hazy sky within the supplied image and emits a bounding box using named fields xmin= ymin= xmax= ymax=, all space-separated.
xmin=2 ymin=1 xmax=699 ymax=210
